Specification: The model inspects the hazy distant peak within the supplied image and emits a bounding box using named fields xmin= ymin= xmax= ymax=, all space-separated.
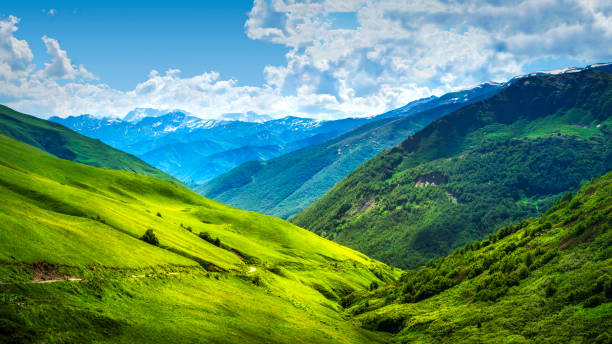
xmin=217 ymin=111 xmax=273 ymax=123
xmin=123 ymin=108 xmax=190 ymax=123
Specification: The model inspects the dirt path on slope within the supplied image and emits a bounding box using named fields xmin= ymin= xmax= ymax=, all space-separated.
xmin=0 ymin=271 xmax=181 ymax=284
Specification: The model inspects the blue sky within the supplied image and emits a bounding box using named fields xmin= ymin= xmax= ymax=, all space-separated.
xmin=3 ymin=1 xmax=287 ymax=90
xmin=0 ymin=1 xmax=610 ymax=119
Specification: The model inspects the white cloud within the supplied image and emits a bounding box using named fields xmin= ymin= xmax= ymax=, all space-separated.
xmin=42 ymin=9 xmax=57 ymax=16
xmin=0 ymin=1 xmax=611 ymax=120
xmin=0 ymin=15 xmax=33 ymax=73
xmin=39 ymin=36 xmax=96 ymax=80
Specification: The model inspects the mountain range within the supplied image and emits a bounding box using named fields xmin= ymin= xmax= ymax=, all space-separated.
xmin=292 ymin=69 xmax=612 ymax=269
xmin=200 ymin=63 xmax=612 ymax=219
xmin=199 ymin=81 xmax=504 ymax=218
xmin=51 ymin=112 xmax=370 ymax=184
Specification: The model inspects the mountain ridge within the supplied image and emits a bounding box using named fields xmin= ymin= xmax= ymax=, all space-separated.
xmin=198 ymin=80 xmax=506 ymax=218
xmin=0 ymin=104 xmax=179 ymax=184
xmin=292 ymin=69 xmax=612 ymax=269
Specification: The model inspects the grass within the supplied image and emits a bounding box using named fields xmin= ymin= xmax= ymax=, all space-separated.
xmin=0 ymin=133 xmax=400 ymax=343
xmin=1 ymin=268 xmax=391 ymax=344
xmin=0 ymin=104 xmax=179 ymax=183
xmin=469 ymin=108 xmax=610 ymax=144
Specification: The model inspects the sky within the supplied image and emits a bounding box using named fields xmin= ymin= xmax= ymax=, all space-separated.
xmin=0 ymin=0 xmax=611 ymax=120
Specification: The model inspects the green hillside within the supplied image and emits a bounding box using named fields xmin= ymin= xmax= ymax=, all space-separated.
xmin=293 ymin=70 xmax=612 ymax=269
xmin=345 ymin=171 xmax=612 ymax=343
xmin=199 ymin=102 xmax=468 ymax=219
xmin=0 ymin=105 xmax=178 ymax=183
xmin=0 ymin=134 xmax=399 ymax=343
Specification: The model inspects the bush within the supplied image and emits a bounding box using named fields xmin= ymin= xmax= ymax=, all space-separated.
xmin=517 ymin=264 xmax=530 ymax=279
xmin=584 ymin=294 xmax=605 ymax=308
xmin=198 ymin=232 xmax=221 ymax=247
xmin=537 ymin=248 xmax=558 ymax=267
xmin=156 ymin=212 xmax=162 ymax=217
xmin=568 ymin=198 xmax=582 ymax=210
xmin=572 ymin=223 xmax=587 ymax=237
xmin=140 ymin=229 xmax=159 ymax=246
xmin=199 ymin=232 xmax=212 ymax=241
xmin=524 ymin=252 xmax=534 ymax=267
xmin=369 ymin=281 xmax=379 ymax=291
xmin=251 ymin=275 xmax=262 ymax=286
xmin=545 ymin=280 xmax=557 ymax=297
xmin=595 ymin=332 xmax=611 ymax=344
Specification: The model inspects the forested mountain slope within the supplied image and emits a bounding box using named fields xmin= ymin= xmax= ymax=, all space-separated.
xmin=293 ymin=70 xmax=612 ymax=269
xmin=345 ymin=171 xmax=612 ymax=343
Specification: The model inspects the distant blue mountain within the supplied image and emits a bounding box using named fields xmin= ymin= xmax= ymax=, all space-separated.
xmin=51 ymin=110 xmax=370 ymax=184
xmin=52 ymin=78 xmax=509 ymax=188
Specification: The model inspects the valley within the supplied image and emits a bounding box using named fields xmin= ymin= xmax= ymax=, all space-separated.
xmin=0 ymin=3 xmax=610 ymax=340
xmin=199 ymin=82 xmax=504 ymax=219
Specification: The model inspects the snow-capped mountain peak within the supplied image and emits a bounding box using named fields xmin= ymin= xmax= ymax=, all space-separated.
xmin=123 ymin=108 xmax=191 ymax=123
xmin=217 ymin=111 xmax=273 ymax=123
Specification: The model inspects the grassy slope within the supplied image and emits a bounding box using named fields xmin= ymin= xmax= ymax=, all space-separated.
xmin=0 ymin=134 xmax=399 ymax=344
xmin=292 ymin=70 xmax=612 ymax=269
xmin=345 ymin=171 xmax=612 ymax=343
xmin=199 ymin=103 xmax=466 ymax=219
xmin=0 ymin=105 xmax=178 ymax=183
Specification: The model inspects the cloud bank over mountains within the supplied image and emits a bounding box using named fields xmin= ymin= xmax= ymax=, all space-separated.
xmin=1 ymin=0 xmax=611 ymax=119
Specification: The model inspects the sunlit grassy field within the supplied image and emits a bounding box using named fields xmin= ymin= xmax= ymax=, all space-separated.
xmin=0 ymin=134 xmax=400 ymax=343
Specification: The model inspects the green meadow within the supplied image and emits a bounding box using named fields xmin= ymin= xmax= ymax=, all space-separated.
xmin=0 ymin=134 xmax=399 ymax=343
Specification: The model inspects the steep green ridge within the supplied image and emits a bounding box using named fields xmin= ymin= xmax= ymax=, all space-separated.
xmin=199 ymin=101 xmax=477 ymax=219
xmin=0 ymin=134 xmax=399 ymax=343
xmin=293 ymin=70 xmax=612 ymax=269
xmin=345 ymin=171 xmax=612 ymax=343
xmin=0 ymin=105 xmax=178 ymax=183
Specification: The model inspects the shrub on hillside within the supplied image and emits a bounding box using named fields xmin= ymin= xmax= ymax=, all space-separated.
xmin=140 ymin=229 xmax=159 ymax=246
xmin=584 ymin=294 xmax=605 ymax=308
xmin=198 ymin=232 xmax=221 ymax=247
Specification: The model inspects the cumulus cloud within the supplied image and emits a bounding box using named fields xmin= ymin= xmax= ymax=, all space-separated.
xmin=248 ymin=0 xmax=612 ymax=103
xmin=0 ymin=15 xmax=33 ymax=73
xmin=0 ymin=1 xmax=611 ymax=119
xmin=39 ymin=36 xmax=96 ymax=80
